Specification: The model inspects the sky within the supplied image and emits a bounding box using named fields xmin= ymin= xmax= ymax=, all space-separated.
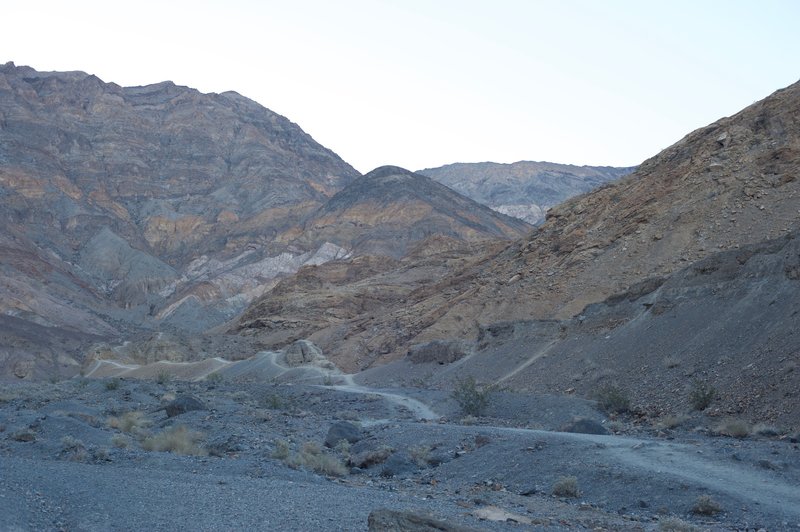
xmin=2 ymin=0 xmax=799 ymax=173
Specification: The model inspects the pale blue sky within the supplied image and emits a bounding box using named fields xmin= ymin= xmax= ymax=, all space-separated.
xmin=2 ymin=1 xmax=799 ymax=172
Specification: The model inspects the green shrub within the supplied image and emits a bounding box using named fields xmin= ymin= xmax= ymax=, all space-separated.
xmin=451 ymin=376 xmax=494 ymax=417
xmin=104 ymin=378 xmax=121 ymax=391
xmin=156 ymin=370 xmax=172 ymax=385
xmin=689 ymin=379 xmax=716 ymax=410
xmin=592 ymin=384 xmax=630 ymax=414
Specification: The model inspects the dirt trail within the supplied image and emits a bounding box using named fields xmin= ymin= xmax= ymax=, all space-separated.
xmin=323 ymin=382 xmax=441 ymax=421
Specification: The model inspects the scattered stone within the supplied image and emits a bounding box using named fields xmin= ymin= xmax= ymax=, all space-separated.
xmin=324 ymin=421 xmax=363 ymax=448
xmin=164 ymin=395 xmax=206 ymax=418
xmin=367 ymin=508 xmax=476 ymax=531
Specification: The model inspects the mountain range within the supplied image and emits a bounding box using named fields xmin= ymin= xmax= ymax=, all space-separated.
xmin=420 ymin=161 xmax=633 ymax=224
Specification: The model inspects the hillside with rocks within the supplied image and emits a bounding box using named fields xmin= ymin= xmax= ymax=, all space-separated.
xmin=238 ymin=79 xmax=800 ymax=406
xmin=419 ymin=161 xmax=634 ymax=224
xmin=0 ymin=63 xmax=533 ymax=378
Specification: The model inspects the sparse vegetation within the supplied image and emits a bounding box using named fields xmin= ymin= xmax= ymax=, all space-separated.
xmin=713 ymin=418 xmax=751 ymax=438
xmin=263 ymin=394 xmax=289 ymax=410
xmin=156 ymin=370 xmax=172 ymax=385
xmin=592 ymin=384 xmax=630 ymax=414
xmin=451 ymin=376 xmax=494 ymax=417
xmin=408 ymin=445 xmax=432 ymax=467
xmin=142 ymin=425 xmax=206 ymax=456
xmin=691 ymin=494 xmax=722 ymax=516
xmin=285 ymin=441 xmax=348 ymax=477
xmin=205 ymin=371 xmax=223 ymax=383
xmin=111 ymin=434 xmax=131 ymax=448
xmin=689 ymin=379 xmax=716 ymax=411
xmin=272 ymin=439 xmax=290 ymax=460
xmin=552 ymin=475 xmax=580 ymax=498
xmin=60 ymin=435 xmax=88 ymax=461
xmin=105 ymin=378 xmax=121 ymax=391
xmin=657 ymin=415 xmax=687 ymax=430
xmin=107 ymin=411 xmax=151 ymax=438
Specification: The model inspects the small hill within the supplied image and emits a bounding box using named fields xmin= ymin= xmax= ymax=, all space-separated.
xmin=419 ymin=161 xmax=634 ymax=224
xmin=289 ymin=166 xmax=532 ymax=258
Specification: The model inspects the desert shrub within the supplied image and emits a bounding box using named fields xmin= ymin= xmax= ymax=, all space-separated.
xmin=657 ymin=415 xmax=687 ymax=430
xmin=107 ymin=411 xmax=150 ymax=438
xmin=751 ymin=423 xmax=781 ymax=437
xmin=691 ymin=494 xmax=722 ymax=515
xmin=658 ymin=517 xmax=701 ymax=531
xmin=205 ymin=371 xmax=224 ymax=383
xmin=408 ymin=445 xmax=432 ymax=467
xmin=156 ymin=370 xmax=172 ymax=385
xmin=713 ymin=418 xmax=750 ymax=438
xmin=334 ymin=439 xmax=351 ymax=458
xmin=451 ymin=376 xmax=494 ymax=417
xmin=142 ymin=425 xmax=206 ymax=456
xmin=263 ymin=394 xmax=289 ymax=410
xmin=689 ymin=379 xmax=716 ymax=410
xmin=592 ymin=384 xmax=630 ymax=414
xmin=111 ymin=434 xmax=131 ymax=448
xmin=552 ymin=475 xmax=580 ymax=498
xmin=60 ymin=435 xmax=88 ymax=461
xmin=272 ymin=439 xmax=290 ymax=460
xmin=286 ymin=441 xmax=348 ymax=477
xmin=104 ymin=378 xmax=121 ymax=391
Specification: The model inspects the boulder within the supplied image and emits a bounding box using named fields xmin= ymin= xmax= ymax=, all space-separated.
xmin=164 ymin=395 xmax=205 ymax=418
xmin=282 ymin=340 xmax=323 ymax=367
xmin=324 ymin=420 xmax=363 ymax=448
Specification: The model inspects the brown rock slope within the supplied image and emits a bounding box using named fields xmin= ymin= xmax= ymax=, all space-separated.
xmin=238 ymin=79 xmax=800 ymax=371
xmin=287 ymin=166 xmax=532 ymax=258
xmin=0 ymin=62 xmax=360 ymax=375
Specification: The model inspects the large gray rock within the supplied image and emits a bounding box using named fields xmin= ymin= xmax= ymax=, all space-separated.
xmin=324 ymin=421 xmax=363 ymax=448
xmin=407 ymin=340 xmax=470 ymax=365
xmin=164 ymin=395 xmax=205 ymax=418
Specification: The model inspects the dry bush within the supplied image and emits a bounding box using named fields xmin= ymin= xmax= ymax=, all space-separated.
xmin=142 ymin=425 xmax=206 ymax=456
xmin=111 ymin=434 xmax=131 ymax=448
xmin=408 ymin=445 xmax=432 ymax=467
xmin=285 ymin=441 xmax=348 ymax=477
xmin=60 ymin=435 xmax=88 ymax=461
xmin=552 ymin=476 xmax=580 ymax=498
xmin=691 ymin=494 xmax=722 ymax=515
xmin=713 ymin=418 xmax=751 ymax=438
xmin=272 ymin=439 xmax=290 ymax=460
xmin=107 ymin=411 xmax=150 ymax=438
xmin=657 ymin=415 xmax=687 ymax=430
xmin=751 ymin=423 xmax=781 ymax=437
xmin=349 ymin=446 xmax=393 ymax=469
